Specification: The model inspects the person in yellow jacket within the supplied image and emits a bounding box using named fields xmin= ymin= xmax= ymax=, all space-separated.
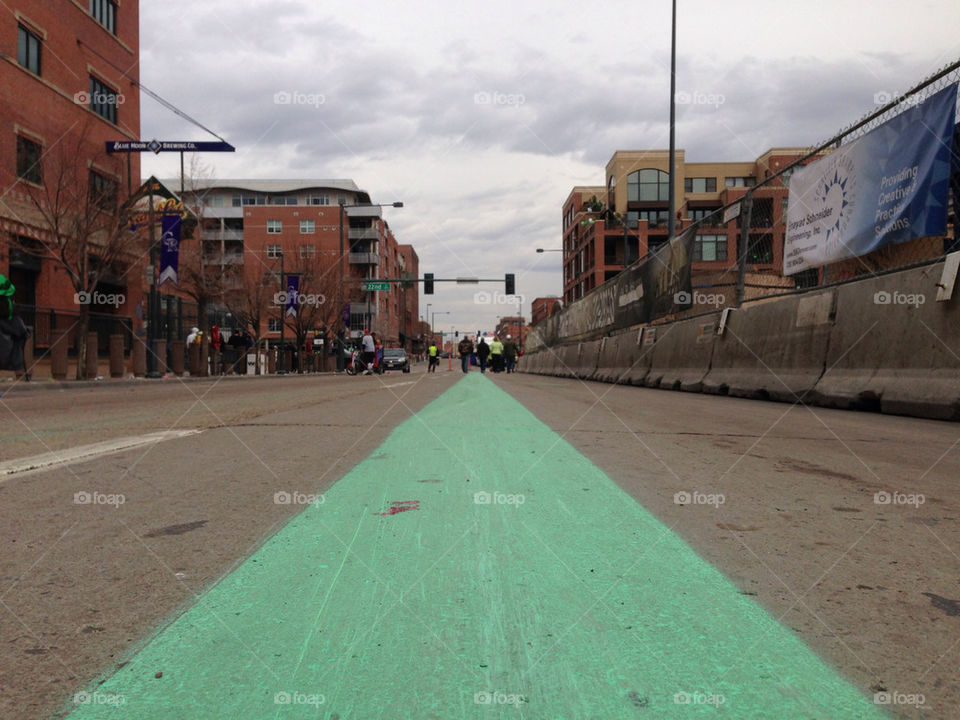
xmin=489 ymin=336 xmax=504 ymax=373
xmin=427 ymin=341 xmax=438 ymax=373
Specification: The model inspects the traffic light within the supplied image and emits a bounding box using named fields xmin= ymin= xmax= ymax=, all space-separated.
xmin=505 ymin=273 xmax=515 ymax=295
xmin=455 ymin=331 xmax=459 ymax=337
xmin=424 ymin=272 xmax=434 ymax=295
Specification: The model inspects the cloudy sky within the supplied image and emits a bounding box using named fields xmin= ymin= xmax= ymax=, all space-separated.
xmin=139 ymin=0 xmax=960 ymax=334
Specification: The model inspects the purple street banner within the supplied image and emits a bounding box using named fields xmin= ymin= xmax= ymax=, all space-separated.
xmin=158 ymin=215 xmax=181 ymax=286
xmin=342 ymin=303 xmax=351 ymax=329
xmin=285 ymin=275 xmax=300 ymax=318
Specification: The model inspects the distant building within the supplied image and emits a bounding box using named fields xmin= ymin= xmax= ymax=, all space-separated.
xmin=172 ymin=180 xmax=414 ymax=347
xmin=530 ymin=296 xmax=561 ymax=326
xmin=494 ymin=316 xmax=527 ymax=349
xmin=562 ymin=148 xmax=812 ymax=304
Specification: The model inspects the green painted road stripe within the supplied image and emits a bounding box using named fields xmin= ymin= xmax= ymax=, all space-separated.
xmin=68 ymin=374 xmax=887 ymax=719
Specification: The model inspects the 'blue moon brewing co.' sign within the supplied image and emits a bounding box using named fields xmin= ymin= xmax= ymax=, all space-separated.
xmin=784 ymin=84 xmax=957 ymax=275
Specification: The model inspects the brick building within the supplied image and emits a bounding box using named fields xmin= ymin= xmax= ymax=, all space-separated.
xmin=172 ymin=180 xmax=416 ymax=350
xmin=0 ymin=0 xmax=142 ymax=353
xmin=530 ymin=296 xmax=561 ymax=326
xmin=562 ymin=148 xmax=811 ymax=304
xmin=494 ymin=316 xmax=528 ymax=349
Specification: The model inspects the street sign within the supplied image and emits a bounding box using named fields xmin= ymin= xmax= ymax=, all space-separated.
xmin=106 ymin=140 xmax=236 ymax=154
xmin=362 ymin=281 xmax=391 ymax=291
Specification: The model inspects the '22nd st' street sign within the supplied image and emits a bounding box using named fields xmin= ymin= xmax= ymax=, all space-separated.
xmin=106 ymin=140 xmax=236 ymax=154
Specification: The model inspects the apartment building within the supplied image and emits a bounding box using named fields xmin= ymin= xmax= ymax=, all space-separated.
xmin=0 ymin=0 xmax=142 ymax=347
xmin=562 ymin=148 xmax=809 ymax=304
xmin=172 ymin=179 xmax=416 ymax=348
xmin=494 ymin=316 xmax=528 ymax=349
xmin=530 ymin=296 xmax=561 ymax=326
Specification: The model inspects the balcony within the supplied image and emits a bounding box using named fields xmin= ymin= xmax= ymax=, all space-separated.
xmin=204 ymin=252 xmax=244 ymax=265
xmin=349 ymin=227 xmax=379 ymax=241
xmin=200 ymin=229 xmax=244 ymax=242
xmin=349 ymin=252 xmax=379 ymax=265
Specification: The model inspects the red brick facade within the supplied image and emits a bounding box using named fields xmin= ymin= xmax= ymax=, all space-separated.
xmin=0 ymin=0 xmax=142 ymax=348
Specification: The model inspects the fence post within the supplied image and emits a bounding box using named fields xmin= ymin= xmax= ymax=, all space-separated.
xmin=23 ymin=326 xmax=34 ymax=379
xmin=170 ymin=340 xmax=185 ymax=376
xmin=109 ymin=334 xmax=125 ymax=378
xmin=51 ymin=328 xmax=69 ymax=380
xmin=735 ymin=192 xmax=754 ymax=307
xmin=85 ymin=331 xmax=99 ymax=379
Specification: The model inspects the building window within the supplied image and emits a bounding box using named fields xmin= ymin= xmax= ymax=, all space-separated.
xmin=747 ymin=233 xmax=774 ymax=263
xmin=267 ymin=244 xmax=282 ymax=258
xmin=684 ymin=177 xmax=717 ymax=193
xmin=627 ymin=169 xmax=670 ymax=202
xmin=725 ymin=176 xmax=756 ymax=188
xmin=232 ymin=193 xmax=266 ymax=206
xmin=690 ymin=207 xmax=723 ymax=227
xmin=267 ymin=220 xmax=282 ymax=234
xmin=89 ymin=0 xmax=117 ymax=34
xmin=89 ymin=170 xmax=117 ymax=211
xmin=268 ymin=317 xmax=282 ymax=332
xmin=300 ymin=220 xmax=315 ymax=234
xmin=300 ymin=244 xmax=315 ymax=258
xmin=307 ymin=195 xmax=330 ymax=205
xmin=270 ymin=195 xmax=297 ymax=205
xmin=693 ymin=234 xmax=728 ymax=262
xmin=637 ymin=209 xmax=670 ymax=228
xmin=89 ymin=76 xmax=119 ymax=124
xmin=17 ymin=25 xmax=41 ymax=75
xmin=16 ymin=136 xmax=42 ymax=184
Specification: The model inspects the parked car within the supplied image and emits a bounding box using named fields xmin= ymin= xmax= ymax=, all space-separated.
xmin=381 ymin=348 xmax=411 ymax=373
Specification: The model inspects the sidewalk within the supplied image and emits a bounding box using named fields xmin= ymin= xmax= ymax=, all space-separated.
xmin=0 ymin=370 xmax=337 ymax=394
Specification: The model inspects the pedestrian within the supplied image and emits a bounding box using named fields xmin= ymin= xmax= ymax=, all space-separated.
xmin=374 ymin=335 xmax=384 ymax=375
xmin=361 ymin=329 xmax=376 ymax=375
xmin=503 ymin=334 xmax=519 ymax=374
xmin=427 ymin=340 xmax=438 ymax=372
xmin=228 ymin=328 xmax=245 ymax=374
xmin=489 ymin=335 xmax=504 ymax=373
xmin=458 ymin=334 xmax=474 ymax=374
xmin=0 ymin=274 xmax=30 ymax=380
xmin=476 ymin=336 xmax=490 ymax=373
xmin=186 ymin=326 xmax=200 ymax=346
xmin=210 ymin=324 xmax=223 ymax=374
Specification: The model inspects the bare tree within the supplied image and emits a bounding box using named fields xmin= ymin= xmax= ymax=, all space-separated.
xmin=224 ymin=268 xmax=272 ymax=374
xmin=279 ymin=252 xmax=362 ymax=372
xmin=178 ymin=158 xmax=239 ymax=335
xmin=13 ymin=124 xmax=146 ymax=379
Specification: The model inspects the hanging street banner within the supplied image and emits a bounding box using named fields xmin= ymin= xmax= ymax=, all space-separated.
xmin=285 ymin=275 xmax=300 ymax=317
xmin=158 ymin=216 xmax=182 ymax=286
xmin=106 ymin=140 xmax=235 ymax=154
xmin=784 ymin=83 xmax=958 ymax=275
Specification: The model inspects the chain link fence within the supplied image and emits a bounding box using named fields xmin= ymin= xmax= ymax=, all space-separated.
xmin=669 ymin=59 xmax=960 ymax=323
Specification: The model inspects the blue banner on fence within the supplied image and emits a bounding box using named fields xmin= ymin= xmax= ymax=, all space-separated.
xmin=158 ymin=215 xmax=181 ymax=286
xmin=784 ymin=83 xmax=958 ymax=274
xmin=285 ymin=275 xmax=300 ymax=317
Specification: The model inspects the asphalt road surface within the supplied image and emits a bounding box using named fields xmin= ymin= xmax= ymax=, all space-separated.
xmin=0 ymin=366 xmax=957 ymax=718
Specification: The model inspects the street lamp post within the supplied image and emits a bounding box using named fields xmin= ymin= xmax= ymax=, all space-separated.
xmin=277 ymin=250 xmax=287 ymax=374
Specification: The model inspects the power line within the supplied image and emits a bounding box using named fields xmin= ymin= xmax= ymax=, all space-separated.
xmin=77 ymin=40 xmax=228 ymax=143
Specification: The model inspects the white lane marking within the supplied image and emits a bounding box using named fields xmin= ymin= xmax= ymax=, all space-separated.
xmin=0 ymin=430 xmax=201 ymax=480
xmin=381 ymin=381 xmax=416 ymax=388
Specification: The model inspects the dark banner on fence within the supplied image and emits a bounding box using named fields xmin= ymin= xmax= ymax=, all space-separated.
xmin=534 ymin=226 xmax=696 ymax=347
